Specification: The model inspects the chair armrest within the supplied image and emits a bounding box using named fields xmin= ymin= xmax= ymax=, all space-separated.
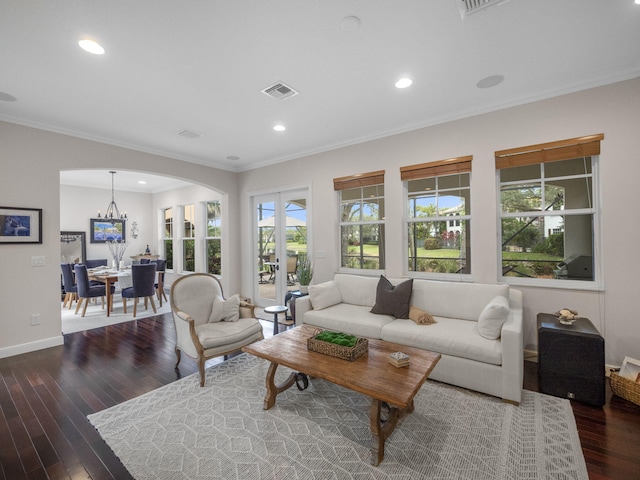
xmin=172 ymin=309 xmax=204 ymax=358
xmin=175 ymin=310 xmax=192 ymax=322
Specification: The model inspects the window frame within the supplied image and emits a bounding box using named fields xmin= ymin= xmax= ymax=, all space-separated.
xmin=335 ymin=171 xmax=386 ymax=274
xmin=495 ymin=135 xmax=603 ymax=291
xmin=402 ymin=156 xmax=472 ymax=281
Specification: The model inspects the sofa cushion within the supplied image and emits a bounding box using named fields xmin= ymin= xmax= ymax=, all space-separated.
xmin=477 ymin=295 xmax=510 ymax=339
xmin=308 ymin=281 xmax=342 ymax=310
xmin=381 ymin=318 xmax=503 ymax=365
xmin=410 ymin=280 xmax=509 ymax=321
xmin=209 ymin=294 xmax=240 ymax=323
xmin=303 ymin=304 xmax=394 ymax=339
xmin=370 ymin=276 xmax=413 ymax=318
xmin=409 ymin=305 xmax=436 ymax=325
xmin=334 ymin=274 xmax=380 ymax=307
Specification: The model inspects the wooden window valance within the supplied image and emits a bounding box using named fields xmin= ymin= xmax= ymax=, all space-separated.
xmin=333 ymin=170 xmax=385 ymax=191
xmin=495 ymin=134 xmax=604 ymax=169
xmin=400 ymin=155 xmax=472 ymax=181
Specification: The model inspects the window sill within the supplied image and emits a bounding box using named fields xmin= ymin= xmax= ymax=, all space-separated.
xmin=501 ymin=275 xmax=604 ymax=292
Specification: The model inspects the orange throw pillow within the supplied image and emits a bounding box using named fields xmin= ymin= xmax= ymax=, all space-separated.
xmin=409 ymin=306 xmax=436 ymax=325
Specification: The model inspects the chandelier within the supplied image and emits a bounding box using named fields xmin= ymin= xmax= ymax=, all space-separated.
xmin=97 ymin=171 xmax=127 ymax=222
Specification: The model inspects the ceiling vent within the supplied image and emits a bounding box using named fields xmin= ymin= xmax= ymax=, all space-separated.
xmin=261 ymin=82 xmax=299 ymax=101
xmin=457 ymin=0 xmax=510 ymax=19
xmin=176 ymin=129 xmax=203 ymax=139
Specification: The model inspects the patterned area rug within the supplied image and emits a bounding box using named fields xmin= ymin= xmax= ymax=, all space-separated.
xmin=88 ymin=354 xmax=588 ymax=480
xmin=61 ymin=295 xmax=171 ymax=334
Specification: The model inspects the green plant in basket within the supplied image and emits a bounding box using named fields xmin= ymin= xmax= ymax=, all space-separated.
xmin=315 ymin=331 xmax=358 ymax=348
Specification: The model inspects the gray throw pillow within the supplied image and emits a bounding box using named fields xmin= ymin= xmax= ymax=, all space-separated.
xmin=370 ymin=276 xmax=413 ymax=319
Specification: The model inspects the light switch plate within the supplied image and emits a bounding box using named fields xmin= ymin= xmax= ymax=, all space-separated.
xmin=31 ymin=255 xmax=45 ymax=266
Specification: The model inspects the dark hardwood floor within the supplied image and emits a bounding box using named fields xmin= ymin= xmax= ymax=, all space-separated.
xmin=1 ymin=313 xmax=639 ymax=479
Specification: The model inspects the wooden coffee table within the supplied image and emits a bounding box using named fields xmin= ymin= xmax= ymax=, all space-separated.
xmin=243 ymin=325 xmax=440 ymax=465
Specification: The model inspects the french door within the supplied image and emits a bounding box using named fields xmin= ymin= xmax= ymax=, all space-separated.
xmin=254 ymin=188 xmax=309 ymax=307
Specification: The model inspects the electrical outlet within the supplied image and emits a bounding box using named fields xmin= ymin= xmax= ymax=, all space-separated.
xmin=31 ymin=314 xmax=41 ymax=325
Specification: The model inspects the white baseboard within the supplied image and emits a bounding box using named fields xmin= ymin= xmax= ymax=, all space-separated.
xmin=0 ymin=335 xmax=64 ymax=359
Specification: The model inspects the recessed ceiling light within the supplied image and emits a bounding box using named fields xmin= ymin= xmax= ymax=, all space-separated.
xmin=273 ymin=124 xmax=286 ymax=132
xmin=340 ymin=16 xmax=361 ymax=31
xmin=78 ymin=38 xmax=105 ymax=55
xmin=636 ymin=0 xmax=640 ymax=5
xmin=395 ymin=77 xmax=413 ymax=89
xmin=476 ymin=74 xmax=505 ymax=89
xmin=138 ymin=180 xmax=147 ymax=185
xmin=226 ymin=156 xmax=240 ymax=161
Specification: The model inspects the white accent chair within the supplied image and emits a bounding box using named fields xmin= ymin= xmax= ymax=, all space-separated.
xmin=170 ymin=273 xmax=264 ymax=386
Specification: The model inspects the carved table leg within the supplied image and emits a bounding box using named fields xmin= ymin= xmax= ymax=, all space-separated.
xmin=263 ymin=361 xmax=297 ymax=410
xmin=369 ymin=399 xmax=403 ymax=466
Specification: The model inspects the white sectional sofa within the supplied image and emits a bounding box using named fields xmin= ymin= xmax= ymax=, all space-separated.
xmin=294 ymin=274 xmax=524 ymax=404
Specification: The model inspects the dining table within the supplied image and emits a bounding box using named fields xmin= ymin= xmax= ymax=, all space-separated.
xmin=88 ymin=266 xmax=166 ymax=316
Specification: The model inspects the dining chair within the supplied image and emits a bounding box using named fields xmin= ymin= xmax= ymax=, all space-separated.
xmin=60 ymin=263 xmax=78 ymax=309
xmin=84 ymin=258 xmax=109 ymax=286
xmin=74 ymin=264 xmax=115 ymax=317
xmin=84 ymin=258 xmax=108 ymax=268
xmin=121 ymin=263 xmax=157 ymax=317
xmin=153 ymin=259 xmax=168 ymax=306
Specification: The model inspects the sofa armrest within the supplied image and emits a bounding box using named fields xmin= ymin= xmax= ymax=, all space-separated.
xmin=500 ymin=288 xmax=524 ymax=404
xmin=294 ymin=296 xmax=312 ymax=326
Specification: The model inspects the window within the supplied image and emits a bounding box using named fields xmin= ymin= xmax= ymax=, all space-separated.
xmin=183 ymin=204 xmax=195 ymax=272
xmin=205 ymin=201 xmax=221 ymax=275
xmin=402 ymin=156 xmax=472 ymax=276
xmin=496 ymin=134 xmax=602 ymax=285
xmin=163 ymin=207 xmax=173 ymax=270
xmin=335 ymin=170 xmax=385 ymax=270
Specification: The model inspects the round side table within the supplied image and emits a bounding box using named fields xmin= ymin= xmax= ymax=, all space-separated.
xmin=264 ymin=305 xmax=288 ymax=336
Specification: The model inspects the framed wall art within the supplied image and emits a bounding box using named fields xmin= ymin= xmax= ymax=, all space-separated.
xmin=0 ymin=206 xmax=42 ymax=244
xmin=90 ymin=218 xmax=126 ymax=243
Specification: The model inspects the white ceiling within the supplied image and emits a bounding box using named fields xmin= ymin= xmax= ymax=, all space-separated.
xmin=2 ymin=0 xmax=640 ymax=176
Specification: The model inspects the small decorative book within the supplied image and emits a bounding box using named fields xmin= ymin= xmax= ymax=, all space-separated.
xmin=388 ymin=351 xmax=410 ymax=368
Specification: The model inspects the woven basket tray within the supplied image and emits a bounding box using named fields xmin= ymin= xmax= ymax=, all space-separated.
xmin=307 ymin=335 xmax=368 ymax=361
xmin=610 ymin=372 xmax=640 ymax=406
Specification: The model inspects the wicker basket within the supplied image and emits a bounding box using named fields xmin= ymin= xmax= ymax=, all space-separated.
xmin=610 ymin=372 xmax=640 ymax=406
xmin=307 ymin=334 xmax=368 ymax=361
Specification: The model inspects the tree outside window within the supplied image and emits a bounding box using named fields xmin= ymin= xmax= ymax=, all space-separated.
xmin=163 ymin=207 xmax=173 ymax=270
xmin=183 ymin=204 xmax=195 ymax=272
xmin=206 ymin=201 xmax=221 ymax=275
